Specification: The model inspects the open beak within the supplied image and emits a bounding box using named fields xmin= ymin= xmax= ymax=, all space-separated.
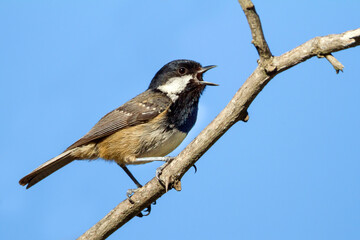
xmin=198 ymin=65 xmax=218 ymax=86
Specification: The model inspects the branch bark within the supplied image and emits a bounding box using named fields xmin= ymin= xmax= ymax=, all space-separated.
xmin=78 ymin=1 xmax=360 ymax=239
xmin=323 ymin=54 xmax=344 ymax=73
xmin=238 ymin=0 xmax=272 ymax=60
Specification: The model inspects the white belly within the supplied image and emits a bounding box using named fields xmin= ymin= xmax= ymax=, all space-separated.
xmin=138 ymin=129 xmax=187 ymax=158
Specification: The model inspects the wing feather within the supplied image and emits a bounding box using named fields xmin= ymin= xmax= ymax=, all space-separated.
xmin=66 ymin=90 xmax=171 ymax=150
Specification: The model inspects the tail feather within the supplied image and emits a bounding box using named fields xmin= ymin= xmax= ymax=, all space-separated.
xmin=19 ymin=150 xmax=76 ymax=189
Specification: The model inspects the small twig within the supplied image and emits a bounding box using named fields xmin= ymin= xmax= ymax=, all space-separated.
xmin=324 ymin=54 xmax=344 ymax=73
xmin=272 ymin=29 xmax=360 ymax=73
xmin=238 ymin=0 xmax=272 ymax=60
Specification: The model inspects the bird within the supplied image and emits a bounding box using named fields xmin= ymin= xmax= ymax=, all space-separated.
xmin=19 ymin=59 xmax=217 ymax=192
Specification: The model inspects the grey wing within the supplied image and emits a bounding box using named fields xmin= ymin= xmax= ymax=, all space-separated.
xmin=66 ymin=90 xmax=171 ymax=150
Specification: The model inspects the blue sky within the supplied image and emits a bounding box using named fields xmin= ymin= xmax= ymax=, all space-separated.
xmin=1 ymin=1 xmax=360 ymax=239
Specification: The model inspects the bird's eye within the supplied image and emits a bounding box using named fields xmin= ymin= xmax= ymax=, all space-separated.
xmin=178 ymin=67 xmax=187 ymax=75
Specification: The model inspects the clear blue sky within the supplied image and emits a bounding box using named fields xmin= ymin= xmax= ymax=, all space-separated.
xmin=1 ymin=1 xmax=360 ymax=239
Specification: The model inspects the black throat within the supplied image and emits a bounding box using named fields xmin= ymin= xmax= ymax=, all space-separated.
xmin=166 ymin=85 xmax=204 ymax=133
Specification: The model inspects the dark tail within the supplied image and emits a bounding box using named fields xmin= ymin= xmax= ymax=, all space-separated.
xmin=19 ymin=150 xmax=76 ymax=189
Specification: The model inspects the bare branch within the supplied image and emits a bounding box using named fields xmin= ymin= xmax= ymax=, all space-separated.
xmin=272 ymin=28 xmax=360 ymax=73
xmin=78 ymin=1 xmax=360 ymax=238
xmin=238 ymin=0 xmax=272 ymax=59
xmin=78 ymin=27 xmax=360 ymax=240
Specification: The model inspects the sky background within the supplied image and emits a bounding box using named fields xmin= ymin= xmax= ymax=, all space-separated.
xmin=1 ymin=0 xmax=360 ymax=239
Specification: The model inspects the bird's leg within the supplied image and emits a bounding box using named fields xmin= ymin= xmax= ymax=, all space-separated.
xmin=134 ymin=157 xmax=176 ymax=190
xmin=132 ymin=156 xmax=174 ymax=164
xmin=153 ymin=157 xmax=175 ymax=181
xmin=121 ymin=156 xmax=197 ymax=198
xmin=118 ymin=164 xmax=152 ymax=217
xmin=133 ymin=156 xmax=197 ymax=181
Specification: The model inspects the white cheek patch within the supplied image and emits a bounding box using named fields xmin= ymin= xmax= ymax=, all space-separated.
xmin=157 ymin=75 xmax=193 ymax=101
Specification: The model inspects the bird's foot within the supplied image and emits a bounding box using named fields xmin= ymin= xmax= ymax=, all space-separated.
xmin=155 ymin=158 xmax=197 ymax=181
xmin=155 ymin=157 xmax=198 ymax=191
xmin=134 ymin=156 xmax=174 ymax=164
xmin=126 ymin=188 xmax=155 ymax=217
xmin=155 ymin=157 xmax=175 ymax=181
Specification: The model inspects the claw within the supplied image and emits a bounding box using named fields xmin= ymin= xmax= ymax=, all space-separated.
xmin=126 ymin=189 xmax=137 ymax=204
xmin=126 ymin=188 xmax=152 ymax=217
xmin=155 ymin=165 xmax=168 ymax=189
xmin=142 ymin=205 xmax=151 ymax=217
xmin=155 ymin=166 xmax=164 ymax=182
xmin=192 ymin=164 xmax=197 ymax=173
xmin=155 ymin=157 xmax=175 ymax=182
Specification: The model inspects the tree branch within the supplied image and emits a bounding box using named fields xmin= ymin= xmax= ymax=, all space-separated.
xmin=238 ymin=0 xmax=272 ymax=60
xmin=78 ymin=1 xmax=360 ymax=239
xmin=272 ymin=28 xmax=360 ymax=73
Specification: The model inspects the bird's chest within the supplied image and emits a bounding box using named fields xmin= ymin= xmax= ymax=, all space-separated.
xmin=137 ymin=127 xmax=187 ymax=158
xmin=97 ymin=96 xmax=199 ymax=163
xmin=167 ymin=97 xmax=199 ymax=133
xmin=133 ymin=102 xmax=198 ymax=158
xmin=140 ymin=91 xmax=201 ymax=155
xmin=97 ymin=118 xmax=187 ymax=163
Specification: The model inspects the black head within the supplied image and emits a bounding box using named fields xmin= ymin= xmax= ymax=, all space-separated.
xmin=148 ymin=59 xmax=217 ymax=101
